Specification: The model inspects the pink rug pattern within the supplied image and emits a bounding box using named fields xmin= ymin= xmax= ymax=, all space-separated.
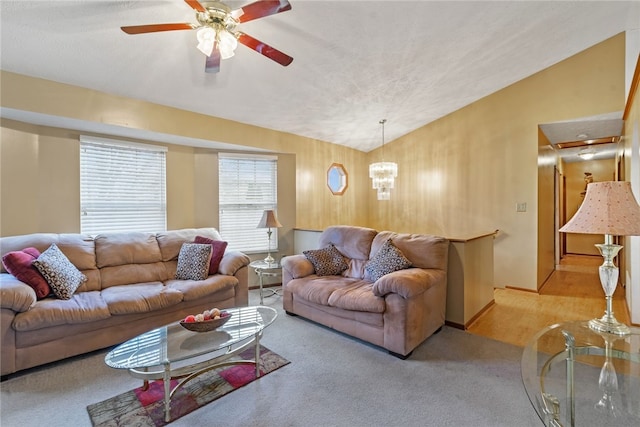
xmin=87 ymin=345 xmax=289 ymax=426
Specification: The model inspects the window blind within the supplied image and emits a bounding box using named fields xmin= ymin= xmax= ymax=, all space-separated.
xmin=219 ymin=153 xmax=277 ymax=253
xmin=80 ymin=136 xmax=167 ymax=235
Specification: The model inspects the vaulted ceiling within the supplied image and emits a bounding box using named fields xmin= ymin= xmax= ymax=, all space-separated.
xmin=1 ymin=1 xmax=639 ymax=152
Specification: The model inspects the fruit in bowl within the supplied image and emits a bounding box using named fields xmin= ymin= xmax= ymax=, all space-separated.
xmin=179 ymin=308 xmax=232 ymax=332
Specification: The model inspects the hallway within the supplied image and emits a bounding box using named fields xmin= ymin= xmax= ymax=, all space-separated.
xmin=466 ymin=254 xmax=630 ymax=347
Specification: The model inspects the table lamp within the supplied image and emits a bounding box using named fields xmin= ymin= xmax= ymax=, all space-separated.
xmin=257 ymin=209 xmax=282 ymax=264
xmin=559 ymin=181 xmax=640 ymax=336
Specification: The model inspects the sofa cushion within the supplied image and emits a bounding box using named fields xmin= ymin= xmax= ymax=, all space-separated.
xmin=318 ymin=225 xmax=377 ymax=260
xmin=373 ymin=231 xmax=449 ymax=271
xmin=303 ymin=244 xmax=349 ymax=276
xmin=156 ymin=228 xmax=223 ymax=262
xmin=12 ymin=291 xmax=111 ymax=332
xmin=101 ymin=283 xmax=183 ymax=315
xmin=286 ymin=276 xmax=367 ymax=306
xmin=2 ymin=247 xmax=51 ymax=299
xmin=175 ymin=243 xmax=213 ymax=281
xmin=94 ymin=232 xmax=162 ymax=268
xmin=99 ymin=263 xmax=168 ymax=289
xmin=166 ymin=274 xmax=238 ymax=302
xmin=365 ymin=239 xmax=412 ymax=282
xmin=33 ymin=244 xmax=88 ymax=300
xmin=194 ymin=236 xmax=228 ymax=274
xmin=326 ymin=281 xmax=385 ymax=313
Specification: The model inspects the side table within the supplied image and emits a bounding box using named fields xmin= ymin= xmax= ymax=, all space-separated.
xmin=249 ymin=260 xmax=282 ymax=305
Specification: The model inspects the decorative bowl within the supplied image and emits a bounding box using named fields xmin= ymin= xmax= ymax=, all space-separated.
xmin=179 ymin=313 xmax=232 ymax=332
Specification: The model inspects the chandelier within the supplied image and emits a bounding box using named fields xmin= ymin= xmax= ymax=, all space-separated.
xmin=369 ymin=119 xmax=398 ymax=200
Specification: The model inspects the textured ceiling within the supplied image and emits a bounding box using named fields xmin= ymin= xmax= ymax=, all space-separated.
xmin=1 ymin=1 xmax=639 ymax=153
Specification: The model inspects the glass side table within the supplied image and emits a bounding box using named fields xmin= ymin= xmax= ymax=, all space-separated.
xmin=521 ymin=321 xmax=640 ymax=426
xmin=249 ymin=260 xmax=282 ymax=305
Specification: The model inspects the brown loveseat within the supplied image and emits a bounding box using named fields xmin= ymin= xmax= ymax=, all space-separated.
xmin=0 ymin=228 xmax=250 ymax=377
xmin=282 ymin=225 xmax=449 ymax=358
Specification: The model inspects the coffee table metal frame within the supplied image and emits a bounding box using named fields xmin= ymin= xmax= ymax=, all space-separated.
xmin=105 ymin=306 xmax=277 ymax=422
xmin=521 ymin=320 xmax=640 ymax=426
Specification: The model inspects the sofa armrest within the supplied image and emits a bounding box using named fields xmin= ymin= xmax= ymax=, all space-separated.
xmin=0 ymin=273 xmax=37 ymax=312
xmin=372 ymin=268 xmax=446 ymax=299
xmin=219 ymin=251 xmax=251 ymax=276
xmin=282 ymin=255 xmax=314 ymax=279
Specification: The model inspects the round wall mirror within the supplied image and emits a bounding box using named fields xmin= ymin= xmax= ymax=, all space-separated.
xmin=327 ymin=163 xmax=348 ymax=195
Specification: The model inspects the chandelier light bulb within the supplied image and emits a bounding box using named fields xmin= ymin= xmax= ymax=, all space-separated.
xmin=369 ymin=119 xmax=397 ymax=200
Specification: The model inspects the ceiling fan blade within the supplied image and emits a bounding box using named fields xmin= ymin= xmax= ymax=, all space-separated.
xmin=205 ymin=44 xmax=222 ymax=73
xmin=121 ymin=23 xmax=196 ymax=35
xmin=234 ymin=0 xmax=292 ymax=23
xmin=237 ymin=32 xmax=293 ymax=67
xmin=184 ymin=0 xmax=206 ymax=13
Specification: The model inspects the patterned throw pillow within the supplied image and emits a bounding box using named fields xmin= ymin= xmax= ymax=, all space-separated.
xmin=175 ymin=243 xmax=213 ymax=281
xmin=32 ymin=244 xmax=87 ymax=300
xmin=194 ymin=236 xmax=228 ymax=275
xmin=2 ymin=247 xmax=52 ymax=299
xmin=303 ymin=244 xmax=349 ymax=276
xmin=365 ymin=239 xmax=412 ymax=282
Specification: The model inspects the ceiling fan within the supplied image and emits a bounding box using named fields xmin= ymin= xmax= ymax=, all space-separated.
xmin=121 ymin=0 xmax=293 ymax=73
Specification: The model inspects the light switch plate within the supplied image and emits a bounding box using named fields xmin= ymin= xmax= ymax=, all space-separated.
xmin=516 ymin=202 xmax=527 ymax=212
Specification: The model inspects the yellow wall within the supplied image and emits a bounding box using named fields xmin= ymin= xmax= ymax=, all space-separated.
xmin=365 ymin=33 xmax=625 ymax=290
xmin=0 ymin=33 xmax=627 ymax=292
xmin=622 ymin=53 xmax=640 ymax=325
xmin=563 ymin=158 xmax=616 ymax=255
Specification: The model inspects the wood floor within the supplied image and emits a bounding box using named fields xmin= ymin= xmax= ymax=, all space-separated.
xmin=466 ymin=254 xmax=631 ymax=348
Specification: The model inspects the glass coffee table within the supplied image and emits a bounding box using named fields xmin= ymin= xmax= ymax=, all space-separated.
xmin=105 ymin=306 xmax=277 ymax=422
xmin=521 ymin=321 xmax=640 ymax=426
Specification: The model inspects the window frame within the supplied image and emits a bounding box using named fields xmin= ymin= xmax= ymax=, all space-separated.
xmin=218 ymin=153 xmax=278 ymax=253
xmin=79 ymin=136 xmax=167 ymax=235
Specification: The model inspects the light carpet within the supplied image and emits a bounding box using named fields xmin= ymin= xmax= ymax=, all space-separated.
xmin=0 ymin=289 xmax=541 ymax=426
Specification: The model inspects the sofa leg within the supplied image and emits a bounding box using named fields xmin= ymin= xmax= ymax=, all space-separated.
xmin=388 ymin=350 xmax=412 ymax=360
xmin=285 ymin=311 xmax=298 ymax=317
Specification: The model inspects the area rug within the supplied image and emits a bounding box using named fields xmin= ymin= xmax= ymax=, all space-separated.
xmin=87 ymin=345 xmax=289 ymax=426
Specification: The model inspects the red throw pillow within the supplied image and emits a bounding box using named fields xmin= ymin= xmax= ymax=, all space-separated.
xmin=194 ymin=236 xmax=228 ymax=275
xmin=2 ymin=247 xmax=52 ymax=299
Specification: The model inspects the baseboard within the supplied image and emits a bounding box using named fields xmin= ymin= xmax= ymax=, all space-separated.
xmin=464 ymin=299 xmax=496 ymax=329
xmin=445 ymin=298 xmax=496 ymax=330
xmin=505 ymin=285 xmax=538 ymax=293
xmin=444 ymin=320 xmax=465 ymax=330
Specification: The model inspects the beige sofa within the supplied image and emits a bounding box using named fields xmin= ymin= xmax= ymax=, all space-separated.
xmin=282 ymin=225 xmax=449 ymax=358
xmin=0 ymin=228 xmax=250 ymax=377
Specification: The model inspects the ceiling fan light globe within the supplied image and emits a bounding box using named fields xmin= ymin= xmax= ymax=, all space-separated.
xmin=220 ymin=48 xmax=235 ymax=59
xmin=197 ymin=39 xmax=215 ymax=56
xmin=196 ymin=27 xmax=216 ymax=56
xmin=196 ymin=26 xmax=216 ymax=42
xmin=218 ymin=30 xmax=238 ymax=50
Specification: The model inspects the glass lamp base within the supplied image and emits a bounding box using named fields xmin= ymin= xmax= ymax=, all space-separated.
xmin=589 ymin=317 xmax=630 ymax=336
xmin=264 ymin=254 xmax=275 ymax=264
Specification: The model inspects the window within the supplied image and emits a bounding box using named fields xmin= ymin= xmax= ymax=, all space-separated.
xmin=80 ymin=136 xmax=167 ymax=235
xmin=219 ymin=153 xmax=277 ymax=252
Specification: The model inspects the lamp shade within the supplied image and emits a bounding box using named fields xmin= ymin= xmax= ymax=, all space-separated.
xmin=257 ymin=210 xmax=282 ymax=229
xmin=559 ymin=181 xmax=640 ymax=236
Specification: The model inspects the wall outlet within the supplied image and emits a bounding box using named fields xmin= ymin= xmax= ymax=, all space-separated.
xmin=516 ymin=202 xmax=527 ymax=212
